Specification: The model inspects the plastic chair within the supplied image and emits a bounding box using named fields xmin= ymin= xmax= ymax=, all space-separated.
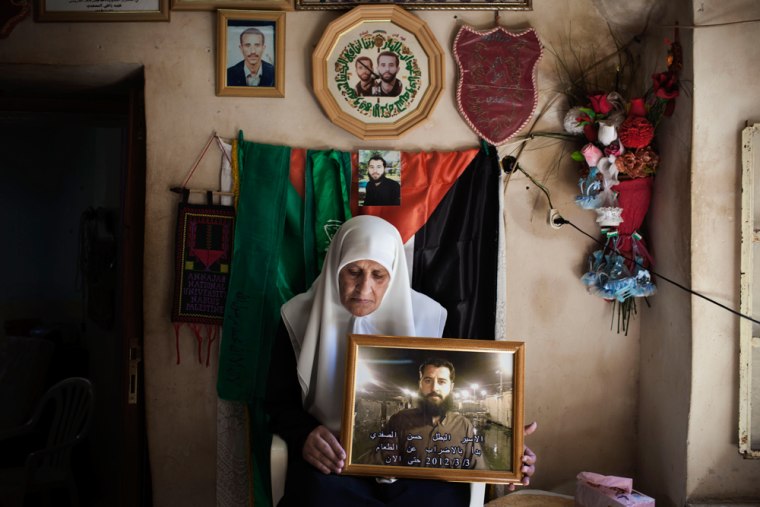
xmin=0 ymin=377 xmax=94 ymax=507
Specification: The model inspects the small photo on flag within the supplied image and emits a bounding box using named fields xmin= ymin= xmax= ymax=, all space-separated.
xmin=358 ymin=149 xmax=401 ymax=207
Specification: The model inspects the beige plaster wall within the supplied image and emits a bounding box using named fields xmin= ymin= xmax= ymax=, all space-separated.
xmin=636 ymin=1 xmax=693 ymax=505
xmin=686 ymin=0 xmax=760 ymax=502
xmin=0 ymin=1 xmax=663 ymax=504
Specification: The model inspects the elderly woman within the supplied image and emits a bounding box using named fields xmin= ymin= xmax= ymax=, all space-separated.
xmin=265 ymin=215 xmax=535 ymax=506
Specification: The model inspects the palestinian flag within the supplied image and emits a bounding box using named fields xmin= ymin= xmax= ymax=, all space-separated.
xmin=354 ymin=145 xmax=501 ymax=340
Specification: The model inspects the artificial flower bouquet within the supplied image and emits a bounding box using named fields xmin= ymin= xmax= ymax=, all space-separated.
xmin=562 ymin=37 xmax=681 ymax=331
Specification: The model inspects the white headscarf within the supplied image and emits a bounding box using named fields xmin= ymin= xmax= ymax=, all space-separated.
xmin=281 ymin=215 xmax=446 ymax=432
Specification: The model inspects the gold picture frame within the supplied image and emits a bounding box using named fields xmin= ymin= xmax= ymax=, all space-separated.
xmin=312 ymin=5 xmax=444 ymax=140
xmin=297 ymin=0 xmax=530 ymax=10
xmin=341 ymin=334 xmax=525 ymax=484
xmin=216 ymin=9 xmax=285 ymax=98
xmin=34 ymin=0 xmax=169 ymax=21
xmin=172 ymin=0 xmax=292 ymax=11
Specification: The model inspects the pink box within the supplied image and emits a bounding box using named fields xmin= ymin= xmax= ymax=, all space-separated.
xmin=576 ymin=482 xmax=655 ymax=507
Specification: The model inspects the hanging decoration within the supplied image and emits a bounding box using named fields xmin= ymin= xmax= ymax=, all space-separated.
xmin=171 ymin=133 xmax=236 ymax=365
xmin=171 ymin=192 xmax=235 ymax=365
xmin=561 ymin=30 xmax=682 ymax=332
xmin=453 ymin=24 xmax=542 ymax=146
xmin=311 ymin=5 xmax=445 ymax=140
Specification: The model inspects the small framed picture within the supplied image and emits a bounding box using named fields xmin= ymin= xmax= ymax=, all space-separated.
xmin=216 ymin=10 xmax=285 ymax=98
xmin=358 ymin=150 xmax=401 ymax=207
xmin=297 ymin=0 xmax=530 ymax=10
xmin=341 ymin=334 xmax=525 ymax=484
xmin=35 ymin=0 xmax=169 ymax=21
xmin=173 ymin=0 xmax=292 ymax=11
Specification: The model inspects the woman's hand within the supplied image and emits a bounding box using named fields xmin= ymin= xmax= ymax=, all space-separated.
xmin=508 ymin=421 xmax=538 ymax=491
xmin=302 ymin=425 xmax=346 ymax=475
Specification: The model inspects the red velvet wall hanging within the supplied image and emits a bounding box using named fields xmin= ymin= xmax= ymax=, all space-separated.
xmin=454 ymin=25 xmax=543 ymax=146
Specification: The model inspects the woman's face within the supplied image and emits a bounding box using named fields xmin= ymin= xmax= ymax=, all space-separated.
xmin=338 ymin=260 xmax=390 ymax=316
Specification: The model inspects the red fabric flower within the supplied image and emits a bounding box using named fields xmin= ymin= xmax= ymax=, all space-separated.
xmin=589 ymin=94 xmax=613 ymax=115
xmin=652 ymin=71 xmax=680 ymax=100
xmin=628 ymin=98 xmax=646 ymax=117
xmin=618 ymin=116 xmax=654 ymax=149
xmin=583 ymin=123 xmax=598 ymax=143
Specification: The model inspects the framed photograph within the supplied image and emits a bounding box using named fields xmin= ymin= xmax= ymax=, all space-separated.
xmin=216 ymin=10 xmax=285 ymax=98
xmin=341 ymin=334 xmax=525 ymax=484
xmin=298 ymin=0 xmax=529 ymax=10
xmin=172 ymin=0 xmax=292 ymax=11
xmin=358 ymin=150 xmax=401 ymax=207
xmin=35 ymin=0 xmax=169 ymax=21
xmin=312 ymin=5 xmax=444 ymax=140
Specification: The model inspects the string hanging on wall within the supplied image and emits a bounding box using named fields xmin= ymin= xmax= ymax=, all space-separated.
xmin=508 ymin=159 xmax=760 ymax=328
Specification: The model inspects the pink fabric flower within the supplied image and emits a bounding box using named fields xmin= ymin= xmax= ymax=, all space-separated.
xmin=581 ymin=143 xmax=604 ymax=167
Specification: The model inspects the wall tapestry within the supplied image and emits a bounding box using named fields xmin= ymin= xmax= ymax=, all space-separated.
xmin=171 ymin=191 xmax=236 ymax=365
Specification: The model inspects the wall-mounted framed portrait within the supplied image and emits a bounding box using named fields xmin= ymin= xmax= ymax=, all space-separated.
xmin=341 ymin=334 xmax=525 ymax=484
xmin=312 ymin=5 xmax=444 ymax=140
xmin=297 ymin=0 xmax=530 ymax=11
xmin=35 ymin=0 xmax=169 ymax=21
xmin=216 ymin=10 xmax=285 ymax=98
xmin=172 ymin=0 xmax=292 ymax=11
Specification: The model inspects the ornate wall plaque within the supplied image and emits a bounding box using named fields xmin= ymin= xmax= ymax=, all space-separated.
xmin=454 ymin=26 xmax=542 ymax=146
xmin=312 ymin=5 xmax=444 ymax=140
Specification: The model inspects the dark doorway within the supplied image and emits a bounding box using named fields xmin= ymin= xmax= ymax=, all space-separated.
xmin=0 ymin=66 xmax=150 ymax=506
